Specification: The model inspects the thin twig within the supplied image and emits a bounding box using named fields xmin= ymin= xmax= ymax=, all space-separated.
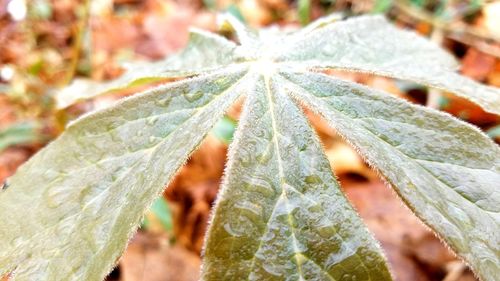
xmin=393 ymin=1 xmax=500 ymax=58
xmin=63 ymin=0 xmax=92 ymax=85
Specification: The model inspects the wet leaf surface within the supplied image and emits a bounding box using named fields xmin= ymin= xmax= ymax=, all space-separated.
xmin=1 ymin=14 xmax=499 ymax=281
xmin=203 ymin=74 xmax=391 ymax=280
xmin=279 ymin=70 xmax=500 ymax=280
xmin=0 ymin=68 xmax=250 ymax=280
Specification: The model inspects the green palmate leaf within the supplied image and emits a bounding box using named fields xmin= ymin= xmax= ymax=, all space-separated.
xmin=55 ymin=29 xmax=239 ymax=109
xmin=203 ymin=73 xmax=392 ymax=280
xmin=277 ymin=70 xmax=500 ymax=281
xmin=275 ymin=15 xmax=500 ymax=115
xmin=2 ymin=13 xmax=500 ymax=281
xmin=0 ymin=67 xmax=250 ymax=280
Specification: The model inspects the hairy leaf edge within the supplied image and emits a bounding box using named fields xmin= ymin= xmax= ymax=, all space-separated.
xmin=1 ymin=65 xmax=253 ymax=280
xmin=201 ymin=72 xmax=394 ymax=280
xmin=56 ymin=28 xmax=240 ymax=110
xmin=280 ymin=64 xmax=500 ymax=116
xmin=276 ymin=70 xmax=500 ymax=281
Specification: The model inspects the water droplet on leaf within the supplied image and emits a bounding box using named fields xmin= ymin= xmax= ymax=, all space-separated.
xmin=146 ymin=116 xmax=159 ymax=125
xmin=156 ymin=96 xmax=171 ymax=107
xmin=184 ymin=90 xmax=204 ymax=102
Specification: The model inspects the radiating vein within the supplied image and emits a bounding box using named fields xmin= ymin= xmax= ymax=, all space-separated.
xmin=278 ymin=70 xmax=500 ymax=281
xmin=202 ymin=73 xmax=392 ymax=281
xmin=0 ymin=68 xmax=250 ymax=281
xmin=258 ymin=74 xmax=308 ymax=280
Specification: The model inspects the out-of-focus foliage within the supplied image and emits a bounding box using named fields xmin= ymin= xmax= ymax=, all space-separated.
xmin=0 ymin=122 xmax=40 ymax=153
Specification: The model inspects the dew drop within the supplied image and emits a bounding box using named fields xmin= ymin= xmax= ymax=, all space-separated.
xmin=261 ymin=229 xmax=276 ymax=242
xmin=295 ymin=253 xmax=307 ymax=266
xmin=307 ymin=203 xmax=322 ymax=213
xmin=299 ymin=143 xmax=307 ymax=152
xmin=235 ymin=201 xmax=263 ymax=223
xmin=317 ymin=225 xmax=336 ymax=238
xmin=214 ymin=77 xmax=230 ymax=86
xmin=262 ymin=263 xmax=283 ymax=277
xmin=321 ymin=44 xmax=336 ymax=57
xmin=255 ymin=127 xmax=270 ymax=139
xmin=44 ymin=184 xmax=68 ymax=208
xmin=305 ymin=175 xmax=322 ymax=184
xmin=288 ymin=214 xmax=299 ymax=228
xmin=184 ymin=90 xmax=204 ymax=102
xmin=213 ymin=237 xmax=253 ymax=259
xmin=243 ymin=177 xmax=275 ymax=197
xmin=109 ymin=130 xmax=122 ymax=142
xmin=11 ymin=236 xmax=24 ymax=248
xmin=223 ymin=222 xmax=243 ymax=237
xmin=149 ymin=136 xmax=160 ymax=144
xmin=326 ymin=243 xmax=356 ymax=269
xmin=256 ymin=146 xmax=273 ymax=164
xmin=146 ymin=116 xmax=159 ymax=126
xmin=248 ymin=272 xmax=259 ymax=281
xmin=447 ymin=203 xmax=473 ymax=227
xmin=110 ymin=166 xmax=127 ymax=182
xmin=364 ymin=251 xmax=379 ymax=268
xmin=337 ymin=225 xmax=351 ymax=238
xmin=155 ymin=96 xmax=171 ymax=107
xmin=78 ymin=185 xmax=92 ymax=207
xmin=341 ymin=273 xmax=357 ymax=281
xmin=238 ymin=148 xmax=253 ymax=167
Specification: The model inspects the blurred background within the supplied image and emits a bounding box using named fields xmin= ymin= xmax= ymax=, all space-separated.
xmin=1 ymin=0 xmax=499 ymax=280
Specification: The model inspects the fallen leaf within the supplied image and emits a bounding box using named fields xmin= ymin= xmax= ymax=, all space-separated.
xmin=119 ymin=232 xmax=200 ymax=281
xmin=342 ymin=180 xmax=477 ymax=281
xmin=461 ymin=48 xmax=496 ymax=81
xmin=164 ymin=135 xmax=227 ymax=253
